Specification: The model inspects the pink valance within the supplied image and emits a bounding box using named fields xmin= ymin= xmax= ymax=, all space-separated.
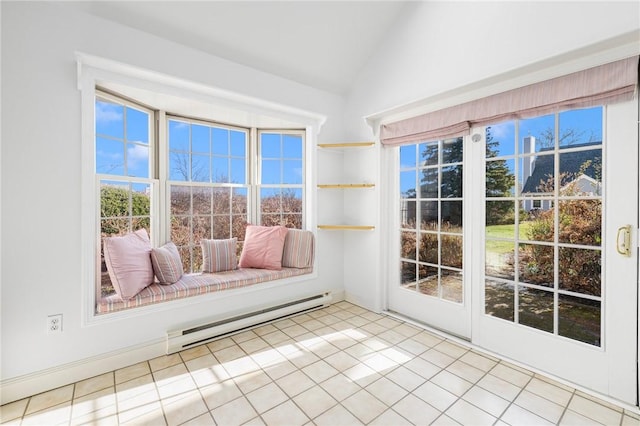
xmin=381 ymin=56 xmax=639 ymax=146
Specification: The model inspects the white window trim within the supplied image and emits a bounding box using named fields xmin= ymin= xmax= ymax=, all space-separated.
xmin=77 ymin=53 xmax=325 ymax=326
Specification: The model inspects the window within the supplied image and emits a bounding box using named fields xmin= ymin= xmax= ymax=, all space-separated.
xmin=399 ymin=137 xmax=464 ymax=303
xmin=95 ymin=92 xmax=306 ymax=303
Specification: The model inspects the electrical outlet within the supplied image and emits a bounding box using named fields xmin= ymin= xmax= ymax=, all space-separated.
xmin=47 ymin=314 xmax=63 ymax=333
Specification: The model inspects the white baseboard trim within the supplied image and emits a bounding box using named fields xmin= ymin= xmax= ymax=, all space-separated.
xmin=0 ymin=338 xmax=166 ymax=405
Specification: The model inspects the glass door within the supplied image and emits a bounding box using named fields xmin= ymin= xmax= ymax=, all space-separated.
xmin=390 ymin=137 xmax=472 ymax=338
xmin=473 ymin=103 xmax=638 ymax=403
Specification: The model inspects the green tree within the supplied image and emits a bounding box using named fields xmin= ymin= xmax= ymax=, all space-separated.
xmin=485 ymin=127 xmax=515 ymax=225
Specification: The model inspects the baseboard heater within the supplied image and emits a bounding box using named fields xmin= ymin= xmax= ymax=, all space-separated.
xmin=166 ymin=292 xmax=332 ymax=354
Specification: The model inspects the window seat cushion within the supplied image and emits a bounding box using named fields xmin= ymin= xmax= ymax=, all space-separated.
xmin=97 ymin=266 xmax=313 ymax=314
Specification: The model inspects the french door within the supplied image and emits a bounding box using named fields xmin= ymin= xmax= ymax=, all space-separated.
xmin=388 ymin=101 xmax=638 ymax=404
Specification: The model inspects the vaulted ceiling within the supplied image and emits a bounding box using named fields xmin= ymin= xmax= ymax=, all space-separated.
xmin=60 ymin=1 xmax=411 ymax=95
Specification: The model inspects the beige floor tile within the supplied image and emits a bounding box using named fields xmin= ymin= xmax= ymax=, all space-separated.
xmin=344 ymin=342 xmax=376 ymax=360
xmin=395 ymin=337 xmax=430 ymax=356
xmin=200 ymin=379 xmax=243 ymax=410
xmin=366 ymin=377 xmax=408 ymax=406
xmin=376 ymin=316 xmax=403 ymax=329
xmin=404 ymin=356 xmax=441 ymax=380
xmin=179 ymin=344 xmax=211 ymax=362
xmin=459 ymin=351 xmax=498 ymax=372
xmin=411 ymin=331 xmax=445 ymax=348
xmin=313 ymin=405 xmax=363 ymax=426
xmin=514 ymin=390 xmax=564 ymax=423
xmin=74 ymin=372 xmax=114 ymax=399
xmin=392 ymin=394 xmax=441 ymax=425
xmin=243 ymin=416 xmax=267 ymax=426
xmin=431 ymin=370 xmax=473 ymax=397
xmin=252 ymin=323 xmax=278 ymax=336
xmin=385 ymin=365 xmax=427 ymax=392
xmin=378 ymin=329 xmax=406 ymax=345
xmin=622 ymin=414 xmax=640 ymax=426
xmin=292 ymin=385 xmax=338 ymax=419
xmin=462 ymin=385 xmax=509 ymax=418
xmin=360 ymin=311 xmax=385 ymax=322
xmin=161 ymin=389 xmax=208 ymax=426
xmin=342 ymin=389 xmax=387 ymax=424
xmin=318 ymin=314 xmax=343 ymax=326
xmin=288 ymin=348 xmax=322 ymax=369
xmin=412 ymin=381 xmax=457 ymax=412
xmin=263 ymin=359 xmax=298 ymax=380
xmin=250 ymin=347 xmax=287 ymax=369
xmin=434 ymin=340 xmax=469 ymax=359
xmin=431 ymin=414 xmax=463 ymax=425
xmin=307 ymin=340 xmax=341 ymax=358
xmin=21 ymin=402 xmax=72 ymax=426
xmin=262 ymin=400 xmax=309 ymax=426
xmin=273 ymin=318 xmax=298 ymax=329
xmin=392 ymin=323 xmax=422 ymax=338
xmin=155 ymin=366 xmax=197 ymax=400
xmin=490 ymin=363 xmax=532 ymax=387
xmin=181 ymin=412 xmax=215 ymax=426
xmin=281 ymin=324 xmax=310 ymax=339
xmin=345 ymin=315 xmax=370 ymax=328
xmin=71 ymin=387 xmax=117 ymax=425
xmin=25 ymin=384 xmax=74 ymax=415
xmin=325 ymin=333 xmax=359 ymax=350
xmin=533 ymin=372 xmax=575 ymax=392
xmin=245 ymin=382 xmax=288 ymax=414
xmin=0 ymin=398 xmax=29 ymax=422
xmin=362 ymin=352 xmax=400 ymax=374
xmin=477 ymin=373 xmax=522 ymax=401
xmin=346 ymin=305 xmax=368 ymax=315
xmin=525 ymin=376 xmax=573 ymax=407
xmin=213 ymin=344 xmax=246 ymax=363
xmin=343 ymin=363 xmax=382 ymax=387
xmin=149 ymin=353 xmax=183 ymax=372
xmin=369 ymin=409 xmax=414 ymax=425
xmin=231 ymin=329 xmax=259 ymax=344
xmin=360 ymin=322 xmax=389 ymax=336
xmin=568 ymin=394 xmax=623 ymax=425
xmin=324 ymin=350 xmax=360 ymax=372
xmin=116 ymin=374 xmax=160 ymax=413
xmin=301 ymin=359 xmax=339 ymax=383
xmin=500 ymin=404 xmax=554 ymax=426
xmin=210 ymin=395 xmax=257 ymax=425
xmin=276 ymin=370 xmax=316 ymax=397
xmin=184 ymin=353 xmax=217 ymax=373
xmin=575 ymin=390 xmax=626 ymax=413
xmin=560 ymin=410 xmax=604 ymax=425
xmin=420 ymin=348 xmax=456 ymax=368
xmin=446 ymin=359 xmax=486 ymax=383
xmin=118 ymin=401 xmax=166 ymax=425
xmin=446 ymin=399 xmax=497 ymax=426
xmin=206 ymin=336 xmax=235 ymax=352
xmin=233 ymin=369 xmax=273 ymax=394
xmin=238 ymin=337 xmax=270 ymax=354
xmin=115 ymin=361 xmax=151 ymax=384
xmin=625 ymin=410 xmax=640 ymax=420
xmin=379 ymin=346 xmax=413 ymax=364
xmin=221 ymin=353 xmax=261 ymax=377
xmin=320 ymin=373 xmax=362 ymax=402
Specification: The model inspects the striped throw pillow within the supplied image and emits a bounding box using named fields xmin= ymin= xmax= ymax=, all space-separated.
xmin=150 ymin=242 xmax=184 ymax=285
xmin=281 ymin=229 xmax=315 ymax=268
xmin=201 ymin=238 xmax=238 ymax=273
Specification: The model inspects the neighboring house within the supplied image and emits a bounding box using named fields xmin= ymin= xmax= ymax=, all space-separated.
xmin=521 ymin=137 xmax=602 ymax=211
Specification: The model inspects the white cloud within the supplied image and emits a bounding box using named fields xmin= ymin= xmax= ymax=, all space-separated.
xmin=127 ymin=144 xmax=149 ymax=169
xmin=96 ymin=101 xmax=122 ymax=123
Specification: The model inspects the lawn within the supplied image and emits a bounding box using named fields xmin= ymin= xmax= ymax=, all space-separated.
xmin=485 ymin=222 xmax=533 ymax=254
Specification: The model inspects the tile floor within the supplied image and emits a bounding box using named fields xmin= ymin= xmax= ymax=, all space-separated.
xmin=1 ymin=301 xmax=639 ymax=425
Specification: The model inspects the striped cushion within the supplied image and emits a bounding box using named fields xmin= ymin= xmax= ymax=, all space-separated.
xmin=150 ymin=242 xmax=183 ymax=285
xmin=201 ymin=238 xmax=238 ymax=272
xmin=282 ymin=229 xmax=315 ymax=268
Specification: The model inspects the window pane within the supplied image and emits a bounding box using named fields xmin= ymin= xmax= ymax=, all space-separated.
xmin=441 ymin=269 xmax=462 ymax=303
xmin=261 ymin=188 xmax=281 ymax=213
xmin=126 ymin=143 xmax=149 ymax=178
xmin=230 ymin=130 xmax=246 ymax=157
xmin=282 ymin=189 xmax=302 ymax=213
xmin=262 ymin=160 xmax=280 ymax=184
xmin=400 ymin=170 xmax=417 ymax=198
xmin=400 ymin=145 xmax=417 ymax=168
xmin=170 ymin=186 xmax=190 ymax=215
xmin=441 ymin=165 xmax=462 ymax=198
xmin=261 ymin=133 xmax=281 ymax=158
xmin=401 ymin=200 xmax=416 ymax=227
xmin=232 ymin=188 xmax=248 ymax=214
xmin=486 ymin=122 xmax=515 ymax=157
xmin=96 ymin=99 xmax=124 ymax=139
xmin=420 ymin=142 xmax=438 ymax=166
xmin=96 ymin=137 xmax=124 ymax=175
xmin=283 ymin=134 xmax=302 ymax=158
xmin=401 ymin=262 xmax=417 ymax=288
xmin=231 ymin=158 xmax=246 ymax=184
xmin=420 ymin=168 xmax=438 ymax=199
xmin=521 ymin=153 xmax=555 ymax=196
xmin=559 ymin=200 xmax=601 ymax=246
xmin=418 ymin=265 xmax=438 ymax=297
xmin=559 ymin=247 xmax=601 ymax=296
xmin=193 ymin=187 xmax=212 ymax=215
xmin=212 ymin=157 xmax=229 ymax=183
xmin=519 ymin=287 xmax=554 ymax=333
xmin=518 ymin=244 xmax=554 ymax=288
xmin=520 ymin=114 xmax=555 ymax=152
xmin=169 ymin=120 xmax=189 ymax=151
xmin=191 ymin=124 xmax=210 ymax=153
xmin=486 ymin=159 xmax=515 ymax=197
xmin=485 ymin=280 xmax=514 ymax=322
xmin=420 ymin=201 xmax=438 ymax=230
xmin=419 ymin=232 xmax=438 ymax=264
xmin=401 ymin=231 xmax=417 ymax=260
xmin=101 ymin=182 xmax=130 ymax=218
xmin=212 ymin=215 xmax=231 ymax=239
xmin=442 ymin=137 xmax=463 ymax=164
xmin=283 ymin=160 xmax=303 ymax=184
xmin=126 ymin=106 xmax=149 ymax=144
xmin=212 ymin=128 xmax=229 ymax=155
xmin=441 ymin=201 xmax=462 ymax=230
xmin=559 ymin=107 xmax=602 ymax=148
xmin=169 ymin=152 xmax=189 ymax=181
xmin=559 ymin=149 xmax=601 ymax=195
xmin=441 ymin=235 xmax=462 ymax=268
xmin=559 ymin=295 xmax=601 ymax=346
xmin=212 ymin=188 xmax=230 ymax=214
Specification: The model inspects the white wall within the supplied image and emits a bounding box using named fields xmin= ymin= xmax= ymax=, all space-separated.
xmin=342 ymin=0 xmax=640 ymax=310
xmin=0 ymin=1 xmax=345 ymax=398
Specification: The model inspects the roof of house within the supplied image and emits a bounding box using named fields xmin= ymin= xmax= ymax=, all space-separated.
xmin=521 ymin=141 xmax=601 ymax=193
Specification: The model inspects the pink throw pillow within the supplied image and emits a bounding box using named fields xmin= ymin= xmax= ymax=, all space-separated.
xmin=239 ymin=225 xmax=289 ymax=270
xmin=103 ymin=229 xmax=154 ymax=300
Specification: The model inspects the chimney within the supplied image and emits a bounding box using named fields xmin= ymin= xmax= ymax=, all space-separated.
xmin=522 ymin=136 xmax=536 ymax=183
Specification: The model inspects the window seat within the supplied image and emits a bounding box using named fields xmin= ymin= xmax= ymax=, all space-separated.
xmin=97 ymin=266 xmax=313 ymax=314
xmin=97 ymin=228 xmax=315 ymax=314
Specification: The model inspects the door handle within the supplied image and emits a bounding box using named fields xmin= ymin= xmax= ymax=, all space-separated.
xmin=616 ymin=225 xmax=632 ymax=257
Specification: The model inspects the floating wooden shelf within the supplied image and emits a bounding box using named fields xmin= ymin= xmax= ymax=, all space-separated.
xmin=317 ymin=142 xmax=374 ymax=148
xmin=317 ymin=183 xmax=375 ymax=189
xmin=317 ymin=225 xmax=375 ymax=231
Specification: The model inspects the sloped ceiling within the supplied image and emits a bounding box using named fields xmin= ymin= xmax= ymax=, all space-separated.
xmin=60 ymin=1 xmax=411 ymax=95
